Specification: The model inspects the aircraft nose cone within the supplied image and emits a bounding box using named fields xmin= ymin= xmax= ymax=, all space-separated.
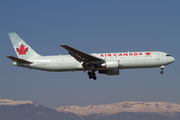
xmin=172 ymin=57 xmax=175 ymax=62
xmin=171 ymin=57 xmax=175 ymax=63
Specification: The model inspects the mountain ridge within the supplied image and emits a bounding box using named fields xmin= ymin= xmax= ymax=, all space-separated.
xmin=0 ymin=99 xmax=33 ymax=106
xmin=1 ymin=99 xmax=180 ymax=120
xmin=56 ymin=101 xmax=180 ymax=116
xmin=1 ymin=99 xmax=180 ymax=116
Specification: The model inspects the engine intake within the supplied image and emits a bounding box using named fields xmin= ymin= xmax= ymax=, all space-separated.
xmin=101 ymin=60 xmax=120 ymax=69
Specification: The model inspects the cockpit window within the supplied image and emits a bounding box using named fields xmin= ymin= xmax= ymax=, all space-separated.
xmin=166 ymin=54 xmax=171 ymax=57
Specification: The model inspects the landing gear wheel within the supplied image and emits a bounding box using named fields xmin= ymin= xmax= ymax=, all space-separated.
xmin=88 ymin=72 xmax=93 ymax=79
xmin=160 ymin=66 xmax=165 ymax=74
xmin=93 ymin=76 xmax=97 ymax=80
xmin=88 ymin=72 xmax=91 ymax=76
xmin=87 ymin=71 xmax=97 ymax=80
xmin=92 ymin=72 xmax=95 ymax=76
xmin=89 ymin=75 xmax=93 ymax=79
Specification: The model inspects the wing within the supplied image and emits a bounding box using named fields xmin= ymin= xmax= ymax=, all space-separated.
xmin=60 ymin=44 xmax=104 ymax=65
xmin=7 ymin=56 xmax=33 ymax=63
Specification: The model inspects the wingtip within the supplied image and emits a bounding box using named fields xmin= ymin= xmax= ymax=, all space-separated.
xmin=8 ymin=32 xmax=15 ymax=34
xmin=60 ymin=44 xmax=67 ymax=47
xmin=6 ymin=55 xmax=11 ymax=58
xmin=8 ymin=32 xmax=16 ymax=36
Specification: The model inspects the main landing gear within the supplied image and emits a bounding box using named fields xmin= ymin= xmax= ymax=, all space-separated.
xmin=88 ymin=71 xmax=97 ymax=80
xmin=160 ymin=66 xmax=164 ymax=74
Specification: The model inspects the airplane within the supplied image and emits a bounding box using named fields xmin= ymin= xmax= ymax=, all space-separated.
xmin=7 ymin=32 xmax=175 ymax=80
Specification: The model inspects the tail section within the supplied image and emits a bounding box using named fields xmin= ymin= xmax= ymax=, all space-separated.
xmin=8 ymin=32 xmax=40 ymax=59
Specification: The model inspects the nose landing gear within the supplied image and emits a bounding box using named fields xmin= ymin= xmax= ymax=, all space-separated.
xmin=88 ymin=71 xmax=97 ymax=80
xmin=160 ymin=66 xmax=165 ymax=74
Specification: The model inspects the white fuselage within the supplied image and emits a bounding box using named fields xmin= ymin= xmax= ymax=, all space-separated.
xmin=7 ymin=32 xmax=175 ymax=79
xmin=13 ymin=51 xmax=175 ymax=72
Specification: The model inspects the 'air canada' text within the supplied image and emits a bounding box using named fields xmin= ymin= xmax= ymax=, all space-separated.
xmin=100 ymin=52 xmax=151 ymax=57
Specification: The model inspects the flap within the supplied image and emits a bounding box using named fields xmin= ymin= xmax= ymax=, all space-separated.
xmin=60 ymin=44 xmax=104 ymax=64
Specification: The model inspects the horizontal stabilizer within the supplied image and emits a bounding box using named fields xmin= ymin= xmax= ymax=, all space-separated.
xmin=7 ymin=56 xmax=33 ymax=63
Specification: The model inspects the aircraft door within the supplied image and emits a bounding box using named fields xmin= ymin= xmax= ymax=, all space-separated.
xmin=43 ymin=58 xmax=47 ymax=65
xmin=156 ymin=53 xmax=160 ymax=60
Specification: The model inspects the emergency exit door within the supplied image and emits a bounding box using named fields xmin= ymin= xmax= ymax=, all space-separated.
xmin=156 ymin=53 xmax=160 ymax=60
xmin=43 ymin=58 xmax=47 ymax=65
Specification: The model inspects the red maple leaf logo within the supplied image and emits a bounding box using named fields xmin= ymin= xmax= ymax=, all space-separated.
xmin=145 ymin=52 xmax=151 ymax=56
xmin=16 ymin=44 xmax=29 ymax=55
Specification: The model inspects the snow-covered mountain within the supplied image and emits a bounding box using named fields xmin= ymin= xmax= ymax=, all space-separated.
xmin=56 ymin=101 xmax=180 ymax=116
xmin=0 ymin=99 xmax=33 ymax=106
xmin=1 ymin=99 xmax=180 ymax=120
xmin=0 ymin=99 xmax=79 ymax=120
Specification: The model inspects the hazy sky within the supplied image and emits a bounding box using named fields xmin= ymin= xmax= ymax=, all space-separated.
xmin=1 ymin=0 xmax=180 ymax=108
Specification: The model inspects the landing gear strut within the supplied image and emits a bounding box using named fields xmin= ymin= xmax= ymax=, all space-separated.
xmin=88 ymin=71 xmax=97 ymax=80
xmin=160 ymin=66 xmax=164 ymax=74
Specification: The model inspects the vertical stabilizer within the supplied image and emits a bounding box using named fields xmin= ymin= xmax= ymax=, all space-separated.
xmin=8 ymin=32 xmax=40 ymax=59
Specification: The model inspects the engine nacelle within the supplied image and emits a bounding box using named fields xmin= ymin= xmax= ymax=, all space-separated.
xmin=99 ymin=69 xmax=119 ymax=75
xmin=101 ymin=60 xmax=120 ymax=69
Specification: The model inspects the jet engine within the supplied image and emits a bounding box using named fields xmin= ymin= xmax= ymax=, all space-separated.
xmin=101 ymin=60 xmax=120 ymax=69
xmin=99 ymin=60 xmax=120 ymax=75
